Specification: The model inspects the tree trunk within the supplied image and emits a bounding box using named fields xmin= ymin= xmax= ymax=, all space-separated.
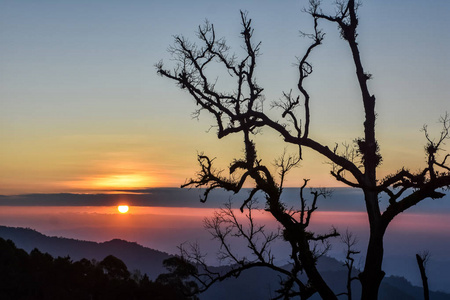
xmin=359 ymin=190 xmax=385 ymax=300
xmin=359 ymin=232 xmax=385 ymax=299
xmin=416 ymin=254 xmax=430 ymax=300
xmin=298 ymin=240 xmax=338 ymax=300
xmin=305 ymin=266 xmax=338 ymax=300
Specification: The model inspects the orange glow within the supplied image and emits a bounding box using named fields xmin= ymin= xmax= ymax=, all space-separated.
xmin=93 ymin=174 xmax=151 ymax=189
xmin=60 ymin=172 xmax=159 ymax=194
xmin=118 ymin=205 xmax=129 ymax=213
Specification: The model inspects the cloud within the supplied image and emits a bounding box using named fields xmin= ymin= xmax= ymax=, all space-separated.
xmin=1 ymin=188 xmax=449 ymax=214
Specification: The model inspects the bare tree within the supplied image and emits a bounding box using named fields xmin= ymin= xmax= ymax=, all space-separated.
xmin=416 ymin=251 xmax=430 ymax=300
xmin=157 ymin=1 xmax=450 ymax=299
xmin=337 ymin=230 xmax=360 ymax=300
xmin=177 ymin=144 xmax=339 ymax=299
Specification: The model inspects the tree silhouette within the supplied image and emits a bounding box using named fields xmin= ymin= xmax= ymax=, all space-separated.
xmin=0 ymin=237 xmax=195 ymax=300
xmin=99 ymin=254 xmax=131 ymax=281
xmin=337 ymin=230 xmax=360 ymax=300
xmin=156 ymin=256 xmax=200 ymax=299
xmin=157 ymin=0 xmax=450 ymax=299
xmin=177 ymin=184 xmax=338 ymax=299
xmin=416 ymin=252 xmax=430 ymax=300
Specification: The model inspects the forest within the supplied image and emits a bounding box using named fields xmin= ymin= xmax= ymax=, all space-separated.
xmin=0 ymin=237 xmax=196 ymax=300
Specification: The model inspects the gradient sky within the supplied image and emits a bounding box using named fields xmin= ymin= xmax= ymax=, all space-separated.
xmin=1 ymin=1 xmax=449 ymax=195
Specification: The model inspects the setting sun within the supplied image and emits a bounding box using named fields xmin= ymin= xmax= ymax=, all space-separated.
xmin=118 ymin=205 xmax=129 ymax=214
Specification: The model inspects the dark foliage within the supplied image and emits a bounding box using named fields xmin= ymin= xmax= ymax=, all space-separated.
xmin=156 ymin=257 xmax=199 ymax=300
xmin=0 ymin=238 xmax=191 ymax=300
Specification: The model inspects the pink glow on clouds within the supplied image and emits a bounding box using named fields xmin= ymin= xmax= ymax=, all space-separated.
xmin=0 ymin=206 xmax=448 ymax=262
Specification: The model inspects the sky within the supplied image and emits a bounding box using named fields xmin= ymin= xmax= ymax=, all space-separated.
xmin=1 ymin=0 xmax=450 ymax=195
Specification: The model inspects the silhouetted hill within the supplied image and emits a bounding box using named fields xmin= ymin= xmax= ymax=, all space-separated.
xmin=383 ymin=254 xmax=450 ymax=294
xmin=1 ymin=226 xmax=449 ymax=299
xmin=201 ymin=263 xmax=450 ymax=300
xmin=0 ymin=226 xmax=171 ymax=280
xmin=0 ymin=237 xmax=193 ymax=299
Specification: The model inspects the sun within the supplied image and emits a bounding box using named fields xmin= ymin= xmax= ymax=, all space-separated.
xmin=118 ymin=205 xmax=129 ymax=214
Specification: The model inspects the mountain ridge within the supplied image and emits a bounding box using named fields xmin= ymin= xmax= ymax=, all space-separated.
xmin=1 ymin=225 xmax=449 ymax=299
xmin=0 ymin=225 xmax=171 ymax=280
